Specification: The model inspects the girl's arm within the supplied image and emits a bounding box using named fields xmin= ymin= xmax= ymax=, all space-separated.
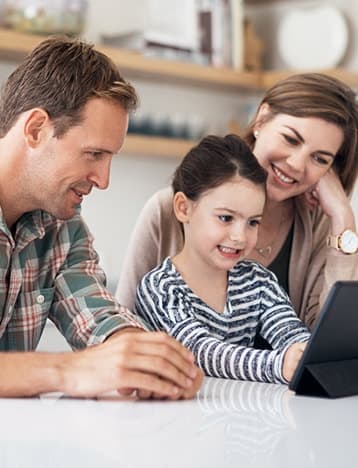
xmin=135 ymin=272 xmax=310 ymax=384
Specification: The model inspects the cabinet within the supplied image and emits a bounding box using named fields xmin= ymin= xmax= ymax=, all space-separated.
xmin=0 ymin=27 xmax=357 ymax=158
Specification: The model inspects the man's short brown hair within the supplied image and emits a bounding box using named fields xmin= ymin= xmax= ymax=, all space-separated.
xmin=0 ymin=35 xmax=138 ymax=138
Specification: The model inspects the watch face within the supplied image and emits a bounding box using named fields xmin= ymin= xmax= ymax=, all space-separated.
xmin=340 ymin=230 xmax=358 ymax=254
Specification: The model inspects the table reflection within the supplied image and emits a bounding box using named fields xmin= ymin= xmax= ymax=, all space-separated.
xmin=0 ymin=378 xmax=356 ymax=468
xmin=196 ymin=378 xmax=293 ymax=466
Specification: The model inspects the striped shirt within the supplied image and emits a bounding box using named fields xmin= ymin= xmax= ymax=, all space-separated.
xmin=135 ymin=257 xmax=310 ymax=384
xmin=0 ymin=207 xmax=143 ymax=351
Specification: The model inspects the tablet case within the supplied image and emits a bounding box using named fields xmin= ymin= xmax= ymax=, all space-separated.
xmin=294 ymin=359 xmax=358 ymax=398
xmin=289 ymin=281 xmax=358 ymax=398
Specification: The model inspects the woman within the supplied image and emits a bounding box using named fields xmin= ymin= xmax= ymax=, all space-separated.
xmin=116 ymin=73 xmax=358 ymax=328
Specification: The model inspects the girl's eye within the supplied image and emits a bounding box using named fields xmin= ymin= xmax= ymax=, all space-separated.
xmin=218 ymin=215 xmax=233 ymax=223
xmin=249 ymin=219 xmax=261 ymax=227
xmin=312 ymin=153 xmax=330 ymax=166
xmin=283 ymin=134 xmax=299 ymax=145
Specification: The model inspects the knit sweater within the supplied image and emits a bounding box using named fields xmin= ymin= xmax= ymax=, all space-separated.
xmin=135 ymin=257 xmax=310 ymax=383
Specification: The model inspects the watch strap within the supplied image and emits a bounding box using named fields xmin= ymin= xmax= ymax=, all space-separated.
xmin=327 ymin=234 xmax=340 ymax=250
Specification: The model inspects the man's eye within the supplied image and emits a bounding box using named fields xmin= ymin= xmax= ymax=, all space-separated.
xmin=86 ymin=151 xmax=103 ymax=160
xmin=218 ymin=215 xmax=233 ymax=223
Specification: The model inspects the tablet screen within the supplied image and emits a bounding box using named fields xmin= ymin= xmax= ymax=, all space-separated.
xmin=289 ymin=281 xmax=358 ymax=397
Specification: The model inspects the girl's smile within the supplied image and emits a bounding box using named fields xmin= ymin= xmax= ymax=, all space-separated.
xmin=176 ymin=175 xmax=266 ymax=275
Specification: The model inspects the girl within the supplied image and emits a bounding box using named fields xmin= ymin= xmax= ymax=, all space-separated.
xmin=135 ymin=135 xmax=310 ymax=384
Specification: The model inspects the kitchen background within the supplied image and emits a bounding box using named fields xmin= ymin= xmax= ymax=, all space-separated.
xmin=0 ymin=0 xmax=357 ymax=350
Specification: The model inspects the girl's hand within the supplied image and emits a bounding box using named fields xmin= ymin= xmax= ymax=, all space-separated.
xmin=282 ymin=342 xmax=307 ymax=383
xmin=303 ymin=169 xmax=355 ymax=232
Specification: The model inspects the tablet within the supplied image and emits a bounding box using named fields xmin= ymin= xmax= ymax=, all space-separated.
xmin=289 ymin=281 xmax=358 ymax=398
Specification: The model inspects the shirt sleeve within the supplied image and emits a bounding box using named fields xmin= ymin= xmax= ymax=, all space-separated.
xmin=291 ymin=198 xmax=358 ymax=328
xmin=135 ymin=267 xmax=310 ymax=384
xmin=49 ymin=215 xmax=146 ymax=350
xmin=257 ymin=267 xmax=311 ymax=350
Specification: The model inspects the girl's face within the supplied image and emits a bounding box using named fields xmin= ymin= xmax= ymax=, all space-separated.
xmin=183 ymin=176 xmax=265 ymax=272
xmin=253 ymin=111 xmax=344 ymax=203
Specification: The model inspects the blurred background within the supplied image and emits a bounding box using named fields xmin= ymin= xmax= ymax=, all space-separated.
xmin=0 ymin=0 xmax=356 ymax=349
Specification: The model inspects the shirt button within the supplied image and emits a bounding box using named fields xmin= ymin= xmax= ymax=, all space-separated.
xmin=36 ymin=294 xmax=45 ymax=304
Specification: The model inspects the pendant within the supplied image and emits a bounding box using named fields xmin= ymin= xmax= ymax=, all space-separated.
xmin=256 ymin=246 xmax=272 ymax=258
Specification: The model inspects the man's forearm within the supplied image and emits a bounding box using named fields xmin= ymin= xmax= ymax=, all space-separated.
xmin=0 ymin=330 xmax=203 ymax=399
xmin=0 ymin=352 xmax=64 ymax=397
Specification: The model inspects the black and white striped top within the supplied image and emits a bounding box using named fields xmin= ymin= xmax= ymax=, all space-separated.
xmin=135 ymin=258 xmax=310 ymax=384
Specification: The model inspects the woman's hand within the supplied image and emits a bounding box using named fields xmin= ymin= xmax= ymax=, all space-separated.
xmin=304 ymin=169 xmax=356 ymax=233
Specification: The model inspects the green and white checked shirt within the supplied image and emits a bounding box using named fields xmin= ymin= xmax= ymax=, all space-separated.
xmin=0 ymin=206 xmax=143 ymax=351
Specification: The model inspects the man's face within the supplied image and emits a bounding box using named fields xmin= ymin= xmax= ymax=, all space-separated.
xmin=23 ymin=98 xmax=129 ymax=220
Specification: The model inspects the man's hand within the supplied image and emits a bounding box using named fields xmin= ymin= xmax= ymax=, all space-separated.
xmin=131 ymin=367 xmax=204 ymax=401
xmin=60 ymin=328 xmax=203 ymax=399
xmin=282 ymin=342 xmax=307 ymax=383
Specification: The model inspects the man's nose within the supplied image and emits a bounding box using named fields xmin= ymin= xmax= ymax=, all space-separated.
xmin=88 ymin=159 xmax=111 ymax=190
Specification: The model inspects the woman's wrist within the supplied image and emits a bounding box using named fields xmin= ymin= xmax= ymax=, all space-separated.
xmin=329 ymin=205 xmax=356 ymax=235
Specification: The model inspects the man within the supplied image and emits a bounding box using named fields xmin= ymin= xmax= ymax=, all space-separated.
xmin=0 ymin=36 xmax=203 ymax=399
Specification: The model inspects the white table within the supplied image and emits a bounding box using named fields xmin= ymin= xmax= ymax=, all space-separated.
xmin=0 ymin=377 xmax=357 ymax=468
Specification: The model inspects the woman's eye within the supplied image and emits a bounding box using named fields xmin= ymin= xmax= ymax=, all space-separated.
xmin=283 ymin=134 xmax=299 ymax=145
xmin=313 ymin=153 xmax=330 ymax=165
xmin=218 ymin=215 xmax=233 ymax=223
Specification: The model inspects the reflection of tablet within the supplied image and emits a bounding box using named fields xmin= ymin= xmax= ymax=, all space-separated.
xmin=289 ymin=281 xmax=358 ymax=398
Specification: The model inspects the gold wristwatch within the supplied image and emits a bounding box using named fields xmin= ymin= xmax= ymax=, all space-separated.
xmin=327 ymin=229 xmax=358 ymax=254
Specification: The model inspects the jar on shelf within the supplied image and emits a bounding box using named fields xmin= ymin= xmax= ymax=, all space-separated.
xmin=3 ymin=0 xmax=87 ymax=35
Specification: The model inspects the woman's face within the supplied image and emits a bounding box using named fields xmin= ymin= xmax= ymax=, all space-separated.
xmin=252 ymin=110 xmax=344 ymax=203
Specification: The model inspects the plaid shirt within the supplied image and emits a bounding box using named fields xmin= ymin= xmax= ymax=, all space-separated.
xmin=0 ymin=207 xmax=144 ymax=351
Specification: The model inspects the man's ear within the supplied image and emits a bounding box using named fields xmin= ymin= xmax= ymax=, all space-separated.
xmin=173 ymin=191 xmax=192 ymax=224
xmin=254 ymin=103 xmax=271 ymax=132
xmin=23 ymin=108 xmax=52 ymax=148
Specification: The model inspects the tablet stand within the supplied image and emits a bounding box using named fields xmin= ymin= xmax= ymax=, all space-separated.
xmin=294 ymin=358 xmax=358 ymax=398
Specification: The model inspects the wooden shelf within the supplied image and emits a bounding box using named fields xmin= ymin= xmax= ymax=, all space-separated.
xmin=122 ymin=134 xmax=196 ymax=158
xmin=0 ymin=27 xmax=261 ymax=91
xmin=1 ymin=28 xmax=357 ymax=92
xmin=1 ymin=28 xmax=357 ymax=159
xmin=262 ymin=69 xmax=358 ymax=89
xmin=245 ymin=0 xmax=306 ymax=4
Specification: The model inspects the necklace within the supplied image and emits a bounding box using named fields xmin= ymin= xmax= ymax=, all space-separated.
xmin=255 ymin=244 xmax=273 ymax=258
xmin=254 ymin=209 xmax=288 ymax=259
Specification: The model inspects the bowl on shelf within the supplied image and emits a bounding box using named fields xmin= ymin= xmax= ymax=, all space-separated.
xmin=277 ymin=5 xmax=349 ymax=70
xmin=2 ymin=0 xmax=87 ymax=36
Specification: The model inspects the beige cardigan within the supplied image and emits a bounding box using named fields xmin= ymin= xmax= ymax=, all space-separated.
xmin=116 ymin=187 xmax=358 ymax=328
